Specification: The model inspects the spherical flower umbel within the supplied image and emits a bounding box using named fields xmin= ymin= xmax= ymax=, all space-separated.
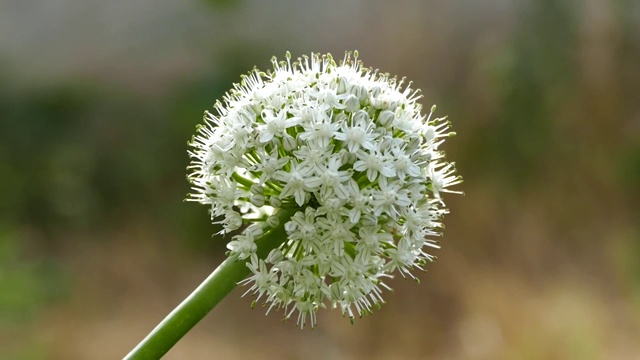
xmin=188 ymin=51 xmax=462 ymax=328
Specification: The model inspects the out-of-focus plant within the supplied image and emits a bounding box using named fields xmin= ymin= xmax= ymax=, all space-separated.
xmin=470 ymin=0 xmax=578 ymax=189
xmin=0 ymin=225 xmax=67 ymax=325
xmin=204 ymin=0 xmax=241 ymax=9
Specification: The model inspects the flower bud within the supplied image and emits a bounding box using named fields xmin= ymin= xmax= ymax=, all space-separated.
xmin=369 ymin=86 xmax=381 ymax=98
xmin=223 ymin=211 xmax=242 ymax=231
xmin=343 ymin=94 xmax=360 ymax=113
xmin=245 ymin=223 xmax=264 ymax=237
xmin=337 ymin=76 xmax=348 ymax=94
xmin=250 ymin=183 xmax=263 ymax=195
xmin=352 ymin=110 xmax=369 ymax=123
xmin=282 ymin=134 xmax=298 ymax=151
xmin=378 ymin=110 xmax=395 ymax=127
xmin=267 ymin=214 xmax=281 ymax=228
xmin=350 ymin=84 xmax=368 ymax=103
xmin=250 ymin=194 xmax=265 ymax=207
xmin=269 ymin=196 xmax=282 ymax=208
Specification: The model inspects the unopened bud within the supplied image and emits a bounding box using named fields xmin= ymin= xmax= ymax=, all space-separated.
xmin=351 ymin=84 xmax=367 ymax=103
xmin=282 ymin=134 xmax=298 ymax=151
xmin=343 ymin=95 xmax=360 ymax=113
xmin=267 ymin=214 xmax=281 ymax=228
xmin=269 ymin=196 xmax=282 ymax=208
xmin=337 ymin=76 xmax=348 ymax=94
xmin=378 ymin=110 xmax=395 ymax=127
xmin=250 ymin=194 xmax=265 ymax=207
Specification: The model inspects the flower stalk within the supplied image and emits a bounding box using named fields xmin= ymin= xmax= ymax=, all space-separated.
xmin=124 ymin=208 xmax=296 ymax=360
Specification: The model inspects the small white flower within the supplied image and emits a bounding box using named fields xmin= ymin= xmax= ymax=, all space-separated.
xmin=226 ymin=232 xmax=257 ymax=260
xmin=370 ymin=176 xmax=411 ymax=219
xmin=258 ymin=109 xmax=298 ymax=143
xmin=298 ymin=111 xmax=339 ymax=149
xmin=391 ymin=146 xmax=421 ymax=179
xmin=347 ymin=186 xmax=371 ymax=224
xmin=429 ymin=162 xmax=463 ymax=199
xmin=275 ymin=161 xmax=317 ymax=206
xmin=188 ymin=51 xmax=461 ymax=328
xmin=353 ymin=149 xmax=395 ymax=182
xmin=251 ymin=147 xmax=289 ymax=185
xmin=334 ymin=110 xmax=377 ymax=153
xmin=311 ymin=157 xmax=352 ymax=200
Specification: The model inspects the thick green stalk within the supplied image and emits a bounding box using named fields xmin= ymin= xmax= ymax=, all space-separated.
xmin=124 ymin=208 xmax=296 ymax=359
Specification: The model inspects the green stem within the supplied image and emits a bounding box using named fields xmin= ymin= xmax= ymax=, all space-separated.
xmin=124 ymin=208 xmax=296 ymax=359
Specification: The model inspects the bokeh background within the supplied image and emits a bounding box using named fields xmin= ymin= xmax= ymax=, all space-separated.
xmin=1 ymin=0 xmax=639 ymax=359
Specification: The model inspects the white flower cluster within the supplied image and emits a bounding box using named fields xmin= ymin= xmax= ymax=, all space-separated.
xmin=188 ymin=51 xmax=461 ymax=328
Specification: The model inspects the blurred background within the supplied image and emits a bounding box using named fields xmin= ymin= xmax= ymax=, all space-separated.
xmin=1 ymin=0 xmax=639 ymax=359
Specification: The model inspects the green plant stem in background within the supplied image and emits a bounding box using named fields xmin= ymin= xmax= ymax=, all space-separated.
xmin=124 ymin=208 xmax=296 ymax=359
